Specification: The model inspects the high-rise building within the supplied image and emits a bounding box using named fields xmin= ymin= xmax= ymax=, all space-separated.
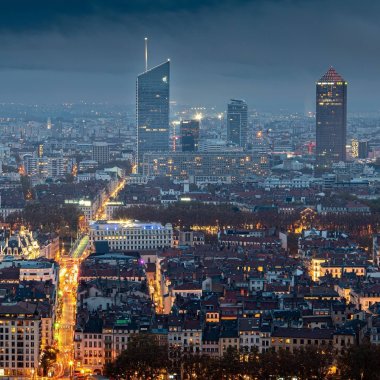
xmin=37 ymin=143 xmax=44 ymax=158
xmin=358 ymin=140 xmax=369 ymax=159
xmin=227 ymin=99 xmax=248 ymax=148
xmin=92 ymin=142 xmax=110 ymax=164
xmin=136 ymin=60 xmax=170 ymax=170
xmin=352 ymin=139 xmax=369 ymax=159
xmin=351 ymin=139 xmax=359 ymax=158
xmin=180 ymin=120 xmax=199 ymax=152
xmin=316 ymin=67 xmax=347 ymax=167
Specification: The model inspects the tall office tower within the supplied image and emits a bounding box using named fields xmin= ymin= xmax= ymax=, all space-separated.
xmin=136 ymin=60 xmax=170 ymax=170
xmin=227 ymin=99 xmax=248 ymax=148
xmin=180 ymin=120 xmax=200 ymax=152
xmin=316 ymin=67 xmax=347 ymax=167
xmin=92 ymin=142 xmax=110 ymax=164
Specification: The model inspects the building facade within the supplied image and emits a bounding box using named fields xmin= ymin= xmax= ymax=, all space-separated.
xmin=0 ymin=303 xmax=43 ymax=378
xmin=92 ymin=142 xmax=110 ymax=165
xmin=89 ymin=220 xmax=173 ymax=251
xmin=352 ymin=139 xmax=369 ymax=159
xmin=137 ymin=61 xmax=170 ymax=170
xmin=316 ymin=67 xmax=347 ymax=166
xmin=227 ymin=99 xmax=248 ymax=148
xmin=180 ymin=120 xmax=199 ymax=152
xmin=142 ymin=151 xmax=257 ymax=181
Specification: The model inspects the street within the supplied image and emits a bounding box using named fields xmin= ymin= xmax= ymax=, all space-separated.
xmin=54 ymin=178 xmax=126 ymax=379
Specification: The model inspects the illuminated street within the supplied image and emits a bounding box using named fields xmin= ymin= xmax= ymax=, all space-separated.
xmin=54 ymin=178 xmax=126 ymax=379
xmin=96 ymin=178 xmax=126 ymax=220
xmin=55 ymin=257 xmax=78 ymax=379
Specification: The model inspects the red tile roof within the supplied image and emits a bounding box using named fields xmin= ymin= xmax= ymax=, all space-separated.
xmin=319 ymin=67 xmax=345 ymax=82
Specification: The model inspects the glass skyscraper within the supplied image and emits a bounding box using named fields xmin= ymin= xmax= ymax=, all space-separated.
xmin=227 ymin=99 xmax=248 ymax=148
xmin=316 ymin=67 xmax=347 ymax=167
xmin=136 ymin=60 xmax=170 ymax=170
xmin=180 ymin=119 xmax=200 ymax=152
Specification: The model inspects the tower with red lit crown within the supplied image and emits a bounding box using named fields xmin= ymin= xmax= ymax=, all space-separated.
xmin=316 ymin=67 xmax=347 ymax=167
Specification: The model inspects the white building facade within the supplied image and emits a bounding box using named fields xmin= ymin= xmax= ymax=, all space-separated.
xmin=89 ymin=220 xmax=173 ymax=251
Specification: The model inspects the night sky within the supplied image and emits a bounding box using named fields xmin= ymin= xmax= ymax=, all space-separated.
xmin=0 ymin=0 xmax=379 ymax=112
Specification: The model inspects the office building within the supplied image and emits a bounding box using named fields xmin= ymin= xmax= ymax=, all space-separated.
xmin=352 ymin=139 xmax=369 ymax=159
xmin=89 ymin=220 xmax=173 ymax=250
xmin=92 ymin=142 xmax=110 ymax=165
xmin=227 ymin=99 xmax=248 ymax=148
xmin=142 ymin=151 xmax=258 ymax=181
xmin=198 ymin=139 xmax=242 ymax=153
xmin=136 ymin=61 xmax=170 ymax=170
xmin=316 ymin=67 xmax=347 ymax=166
xmin=180 ymin=120 xmax=199 ymax=152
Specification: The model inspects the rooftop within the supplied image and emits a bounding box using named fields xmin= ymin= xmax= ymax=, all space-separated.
xmin=318 ymin=67 xmax=345 ymax=83
xmin=89 ymin=220 xmax=171 ymax=229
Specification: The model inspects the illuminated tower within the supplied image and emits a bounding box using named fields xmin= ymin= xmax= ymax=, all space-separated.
xmin=227 ymin=99 xmax=248 ymax=148
xmin=316 ymin=67 xmax=347 ymax=166
xmin=136 ymin=59 xmax=170 ymax=171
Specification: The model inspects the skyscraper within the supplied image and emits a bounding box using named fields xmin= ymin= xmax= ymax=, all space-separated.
xmin=136 ymin=60 xmax=170 ymax=170
xmin=316 ymin=67 xmax=347 ymax=166
xmin=180 ymin=119 xmax=200 ymax=152
xmin=352 ymin=139 xmax=369 ymax=159
xmin=227 ymin=99 xmax=248 ymax=148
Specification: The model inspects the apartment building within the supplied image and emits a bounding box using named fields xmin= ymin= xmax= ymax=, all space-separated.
xmin=0 ymin=302 xmax=46 ymax=378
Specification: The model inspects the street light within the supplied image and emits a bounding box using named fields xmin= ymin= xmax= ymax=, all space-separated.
xmin=69 ymin=360 xmax=74 ymax=379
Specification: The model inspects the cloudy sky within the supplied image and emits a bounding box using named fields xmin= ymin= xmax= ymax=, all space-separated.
xmin=0 ymin=0 xmax=379 ymax=112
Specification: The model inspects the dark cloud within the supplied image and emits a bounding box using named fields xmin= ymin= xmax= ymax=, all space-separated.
xmin=0 ymin=0 xmax=250 ymax=32
xmin=0 ymin=0 xmax=379 ymax=111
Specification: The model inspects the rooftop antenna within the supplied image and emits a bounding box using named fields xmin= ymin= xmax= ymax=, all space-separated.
xmin=144 ymin=37 xmax=148 ymax=72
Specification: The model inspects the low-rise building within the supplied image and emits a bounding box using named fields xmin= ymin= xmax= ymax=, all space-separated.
xmin=89 ymin=220 xmax=173 ymax=251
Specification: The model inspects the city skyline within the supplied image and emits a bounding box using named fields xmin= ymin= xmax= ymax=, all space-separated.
xmin=0 ymin=0 xmax=379 ymax=111
xmin=1 ymin=1 xmax=380 ymax=379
